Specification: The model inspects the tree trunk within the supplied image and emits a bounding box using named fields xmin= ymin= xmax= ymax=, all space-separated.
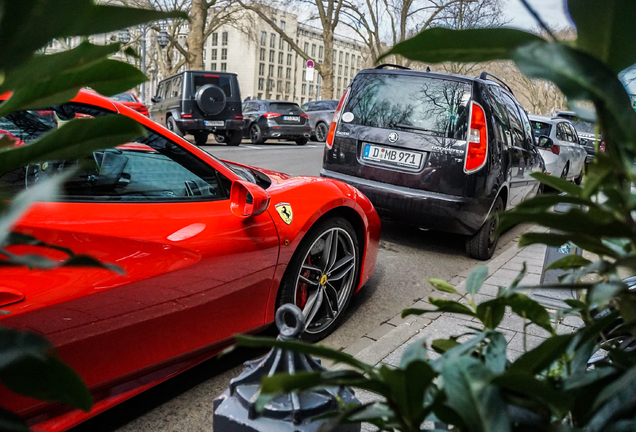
xmin=321 ymin=31 xmax=335 ymax=99
xmin=186 ymin=0 xmax=207 ymax=70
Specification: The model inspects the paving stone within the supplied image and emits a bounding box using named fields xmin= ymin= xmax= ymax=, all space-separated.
xmin=520 ymin=273 xmax=542 ymax=285
xmin=491 ymin=268 xmax=522 ymax=281
xmin=448 ymin=275 xmax=467 ymax=287
xmin=426 ymin=290 xmax=463 ymax=302
xmin=387 ymin=301 xmax=436 ymax=324
xmin=561 ymin=315 xmax=584 ymax=328
xmin=342 ymin=336 xmax=375 ymax=356
xmin=507 ymin=332 xmax=546 ymax=352
xmin=502 ymin=261 xmax=543 ymax=275
xmin=366 ymin=323 xmax=397 ymax=341
xmin=555 ymin=324 xmax=576 ymax=335
xmin=509 ymin=256 xmax=545 ymax=268
xmin=477 ymin=283 xmax=502 ymax=297
xmin=516 ymin=249 xmax=546 ymax=259
xmin=507 ymin=349 xmax=525 ymax=361
xmin=484 ymin=275 xmax=516 ymax=287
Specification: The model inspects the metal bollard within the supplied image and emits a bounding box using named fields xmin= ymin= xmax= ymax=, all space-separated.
xmin=213 ymin=304 xmax=361 ymax=432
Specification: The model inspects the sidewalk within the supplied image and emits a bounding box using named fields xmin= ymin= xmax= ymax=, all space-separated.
xmin=333 ymin=226 xmax=584 ymax=429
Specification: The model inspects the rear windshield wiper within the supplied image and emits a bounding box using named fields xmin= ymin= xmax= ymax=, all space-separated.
xmin=394 ymin=124 xmax=436 ymax=134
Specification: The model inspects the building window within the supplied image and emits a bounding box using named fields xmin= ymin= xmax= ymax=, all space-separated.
xmin=304 ymin=42 xmax=309 ymax=54
xmin=221 ymin=63 xmax=227 ymax=71
xmin=334 ymin=39 xmax=338 ymax=46
xmin=277 ymin=80 xmax=282 ymax=92
xmin=305 ymin=30 xmax=309 ymax=36
xmin=302 ymin=83 xmax=306 ymax=94
xmin=278 ymin=66 xmax=283 ymax=78
xmin=269 ymin=50 xmax=275 ymax=62
xmin=272 ymin=18 xmax=277 ymax=25
xmin=345 ymin=53 xmax=349 ymax=65
xmin=279 ymin=37 xmax=284 ymax=50
xmin=337 ymin=77 xmax=341 ymax=87
xmin=320 ymin=35 xmax=324 ymax=41
xmin=285 ymin=82 xmax=291 ymax=93
xmin=203 ymin=48 xmax=206 ymax=61
xmin=278 ymin=52 xmax=283 ymax=64
xmin=286 ymin=67 xmax=291 ymax=79
xmin=211 ymin=62 xmax=217 ymax=70
xmin=319 ymin=46 xmax=323 ymax=58
xmin=260 ymin=48 xmax=265 ymax=61
xmin=287 ymin=54 xmax=292 ymax=65
xmin=212 ymin=33 xmax=218 ymax=46
xmin=281 ymin=20 xmax=286 ymax=30
xmin=332 ymin=50 xmax=336 ymax=62
xmin=259 ymin=63 xmax=265 ymax=75
xmin=258 ymin=78 xmax=264 ymax=90
xmin=302 ymin=70 xmax=306 ymax=80
xmin=351 ymin=54 xmax=355 ymax=65
xmin=211 ymin=48 xmax=217 ymax=60
xmin=309 ymin=84 xmax=313 ymax=95
xmin=344 ymin=78 xmax=348 ymax=87
xmin=260 ymin=31 xmax=267 ymax=45
xmin=311 ymin=44 xmax=316 ymax=57
xmin=339 ymin=51 xmax=343 ymax=62
xmin=221 ymin=48 xmax=227 ymax=60
xmin=287 ymin=42 xmax=292 ymax=52
xmin=222 ymin=32 xmax=228 ymax=46
xmin=270 ymin=33 xmax=276 ymax=48
xmin=298 ymin=28 xmax=303 ymax=36
xmin=268 ymin=64 xmax=274 ymax=76
xmin=338 ymin=64 xmax=342 ymax=75
xmin=346 ymin=42 xmax=350 ymax=48
xmin=344 ymin=66 xmax=348 ymax=76
xmin=276 ymin=94 xmax=281 ymax=100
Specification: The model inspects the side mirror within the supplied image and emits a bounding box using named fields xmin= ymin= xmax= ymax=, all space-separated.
xmin=151 ymin=96 xmax=159 ymax=103
xmin=537 ymin=135 xmax=553 ymax=148
xmin=230 ymin=180 xmax=270 ymax=218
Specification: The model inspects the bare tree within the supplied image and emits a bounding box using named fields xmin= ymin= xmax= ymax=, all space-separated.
xmin=236 ymin=0 xmax=344 ymax=100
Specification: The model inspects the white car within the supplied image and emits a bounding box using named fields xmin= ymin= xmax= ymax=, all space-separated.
xmin=529 ymin=114 xmax=587 ymax=184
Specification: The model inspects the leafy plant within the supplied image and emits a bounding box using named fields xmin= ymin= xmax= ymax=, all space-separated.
xmin=236 ymin=0 xmax=636 ymax=430
xmin=0 ymin=1 xmax=186 ymax=430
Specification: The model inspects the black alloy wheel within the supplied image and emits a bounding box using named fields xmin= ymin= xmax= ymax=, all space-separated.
xmin=467 ymin=197 xmax=503 ymax=260
xmin=295 ymin=137 xmax=308 ymax=146
xmin=315 ymin=122 xmax=329 ymax=142
xmin=574 ymin=169 xmax=583 ymax=185
xmin=166 ymin=116 xmax=184 ymax=137
xmin=561 ymin=162 xmax=569 ymax=180
xmin=250 ymin=124 xmax=264 ymax=144
xmin=277 ymin=217 xmax=359 ymax=342
xmin=225 ymin=130 xmax=242 ymax=146
xmin=194 ymin=133 xmax=208 ymax=146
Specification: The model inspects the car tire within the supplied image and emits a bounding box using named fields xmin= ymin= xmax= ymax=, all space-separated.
xmin=276 ymin=217 xmax=360 ymax=342
xmin=467 ymin=196 xmax=503 ymax=261
xmin=250 ymin=124 xmax=264 ymax=144
xmin=194 ymin=133 xmax=209 ymax=146
xmin=226 ymin=130 xmax=242 ymax=146
xmin=295 ymin=137 xmax=308 ymax=146
xmin=166 ymin=116 xmax=184 ymax=137
xmin=214 ymin=133 xmax=226 ymax=144
xmin=574 ymin=168 xmax=583 ymax=185
xmin=561 ymin=162 xmax=569 ymax=180
xmin=315 ymin=122 xmax=329 ymax=142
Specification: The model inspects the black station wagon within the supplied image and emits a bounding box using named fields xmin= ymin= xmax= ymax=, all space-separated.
xmin=321 ymin=66 xmax=545 ymax=259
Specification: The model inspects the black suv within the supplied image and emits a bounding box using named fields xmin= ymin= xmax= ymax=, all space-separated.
xmin=242 ymin=100 xmax=311 ymax=145
xmin=321 ymin=66 xmax=545 ymax=259
xmin=149 ymin=71 xmax=244 ymax=146
xmin=555 ymin=110 xmax=604 ymax=164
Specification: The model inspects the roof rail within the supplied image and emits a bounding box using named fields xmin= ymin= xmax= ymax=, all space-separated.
xmin=375 ymin=63 xmax=411 ymax=70
xmin=479 ymin=71 xmax=514 ymax=95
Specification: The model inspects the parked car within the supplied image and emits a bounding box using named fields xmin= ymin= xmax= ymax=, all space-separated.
xmin=0 ymin=90 xmax=381 ymax=431
xmin=528 ymin=114 xmax=586 ymax=184
xmin=555 ymin=110 xmax=604 ymax=164
xmin=301 ymin=99 xmax=338 ymax=142
xmin=110 ymin=91 xmax=148 ymax=117
xmin=242 ymin=100 xmax=311 ymax=145
xmin=149 ymin=71 xmax=244 ymax=146
xmin=321 ymin=66 xmax=545 ymax=260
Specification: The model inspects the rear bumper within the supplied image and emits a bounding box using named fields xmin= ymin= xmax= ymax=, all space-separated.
xmin=178 ymin=119 xmax=245 ymax=133
xmin=320 ymin=169 xmax=490 ymax=236
xmin=263 ymin=125 xmax=311 ymax=139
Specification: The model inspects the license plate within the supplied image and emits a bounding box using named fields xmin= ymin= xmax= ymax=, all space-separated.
xmin=363 ymin=144 xmax=423 ymax=169
xmin=283 ymin=116 xmax=300 ymax=121
xmin=205 ymin=121 xmax=224 ymax=127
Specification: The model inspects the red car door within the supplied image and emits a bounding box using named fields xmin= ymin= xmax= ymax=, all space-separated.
xmin=0 ymin=107 xmax=280 ymax=416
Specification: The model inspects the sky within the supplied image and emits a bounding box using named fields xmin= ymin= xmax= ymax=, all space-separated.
xmin=504 ymin=0 xmax=573 ymax=30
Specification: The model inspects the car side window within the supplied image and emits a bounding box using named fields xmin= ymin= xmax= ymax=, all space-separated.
xmin=301 ymin=103 xmax=311 ymax=112
xmin=487 ymin=87 xmax=512 ymax=147
xmin=556 ymin=123 xmax=566 ymax=141
xmin=155 ymin=83 xmax=165 ymax=101
xmin=516 ymin=105 xmax=535 ymax=151
xmin=172 ymin=76 xmax=182 ymax=98
xmin=567 ymin=123 xmax=580 ymax=143
xmin=163 ymin=81 xmax=172 ymax=100
xmin=0 ymin=104 xmax=228 ymax=202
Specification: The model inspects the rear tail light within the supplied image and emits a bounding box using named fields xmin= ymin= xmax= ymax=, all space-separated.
xmin=551 ymin=145 xmax=560 ymax=155
xmin=600 ymin=141 xmax=606 ymax=152
xmin=464 ymin=101 xmax=488 ymax=172
xmin=181 ymin=113 xmax=193 ymax=119
xmin=264 ymin=112 xmax=282 ymax=118
xmin=234 ymin=115 xmax=244 ymax=119
xmin=301 ymin=113 xmax=309 ymax=119
xmin=326 ymin=88 xmax=350 ymax=149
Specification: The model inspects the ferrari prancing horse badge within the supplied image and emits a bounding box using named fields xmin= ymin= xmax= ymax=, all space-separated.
xmin=275 ymin=203 xmax=293 ymax=225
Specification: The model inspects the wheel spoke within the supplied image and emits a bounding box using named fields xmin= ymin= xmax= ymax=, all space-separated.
xmin=325 ymin=283 xmax=339 ymax=316
xmin=320 ymin=231 xmax=335 ymax=271
xmin=301 ymin=289 xmax=319 ymax=317
xmin=305 ymin=288 xmax=324 ymax=327
xmin=302 ymin=263 xmax=322 ymax=273
xmin=330 ymin=261 xmax=355 ymax=281
xmin=299 ymin=274 xmax=319 ymax=286
xmin=328 ymin=253 xmax=354 ymax=277
xmin=324 ymin=230 xmax=339 ymax=272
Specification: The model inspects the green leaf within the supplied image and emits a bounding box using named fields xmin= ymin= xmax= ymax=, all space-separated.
xmin=0 ymin=327 xmax=50 ymax=369
xmin=0 ymin=407 xmax=29 ymax=432
xmin=427 ymin=278 xmax=458 ymax=294
xmin=505 ymin=293 xmax=553 ymax=333
xmin=475 ymin=298 xmax=506 ymax=329
xmin=0 ymin=355 xmax=91 ymax=412
xmin=515 ymin=193 xmax=597 ymax=212
xmin=431 ymin=337 xmax=460 ymax=354
xmin=466 ymin=265 xmax=488 ymax=296
xmin=0 ymin=58 xmax=147 ymax=117
xmin=402 ymin=307 xmax=439 ymax=318
xmin=404 ymin=361 xmax=436 ymax=425
xmin=588 ymin=282 xmax=628 ymax=309
xmin=382 ymin=27 xmax=544 ymax=64
xmin=509 ymin=334 xmax=574 ymax=375
xmin=62 ymin=255 xmax=124 ymax=275
xmin=234 ymin=335 xmax=374 ymax=373
xmin=569 ymin=0 xmax=636 ymax=73
xmin=428 ymin=298 xmax=476 ymax=316
xmin=0 ymin=115 xmax=145 ymax=175
xmin=562 ymin=366 xmax=619 ymax=391
xmin=493 ymin=373 xmax=571 ymax=414
xmin=545 ymin=255 xmax=593 ymax=271
xmin=0 ymin=0 xmax=188 ymax=73
xmin=400 ymin=338 xmax=427 ymax=368
xmin=441 ymin=357 xmax=510 ymax=432
xmin=483 ymin=332 xmax=507 ymax=374
xmin=588 ymin=365 xmax=636 ymax=432
xmin=518 ymin=233 xmax=620 ymax=259
xmin=530 ymin=172 xmax=584 ymax=196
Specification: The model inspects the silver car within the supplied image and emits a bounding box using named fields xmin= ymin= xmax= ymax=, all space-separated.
xmin=300 ymin=100 xmax=338 ymax=142
xmin=529 ymin=114 xmax=587 ymax=184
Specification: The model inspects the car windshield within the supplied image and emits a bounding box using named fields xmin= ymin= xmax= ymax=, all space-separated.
xmin=270 ymin=103 xmax=302 ymax=114
xmin=531 ymin=120 xmax=551 ymax=138
xmin=193 ymin=75 xmax=232 ymax=96
xmin=343 ymin=73 xmax=471 ymax=139
xmin=572 ymin=120 xmax=596 ymax=134
xmin=111 ymin=93 xmax=137 ymax=102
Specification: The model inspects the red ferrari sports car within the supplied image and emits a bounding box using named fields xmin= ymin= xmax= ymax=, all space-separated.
xmin=0 ymin=90 xmax=380 ymax=431
xmin=109 ymin=91 xmax=149 ymax=117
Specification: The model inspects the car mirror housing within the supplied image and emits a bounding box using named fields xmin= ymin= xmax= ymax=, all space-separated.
xmin=537 ymin=135 xmax=553 ymax=148
xmin=230 ymin=180 xmax=270 ymax=218
xmin=151 ymin=96 xmax=159 ymax=103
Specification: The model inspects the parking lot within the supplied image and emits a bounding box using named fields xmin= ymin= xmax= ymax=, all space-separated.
xmin=70 ymin=139 xmax=529 ymax=432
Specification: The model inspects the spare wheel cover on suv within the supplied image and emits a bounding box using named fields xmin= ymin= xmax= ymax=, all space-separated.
xmin=195 ymin=84 xmax=227 ymax=115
